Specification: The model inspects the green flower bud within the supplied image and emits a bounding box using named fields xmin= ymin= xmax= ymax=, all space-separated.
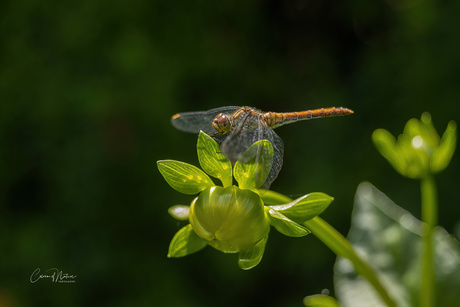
xmin=189 ymin=186 xmax=270 ymax=253
xmin=372 ymin=112 xmax=456 ymax=179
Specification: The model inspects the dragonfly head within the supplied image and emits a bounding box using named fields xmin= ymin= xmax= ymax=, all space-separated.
xmin=212 ymin=113 xmax=233 ymax=134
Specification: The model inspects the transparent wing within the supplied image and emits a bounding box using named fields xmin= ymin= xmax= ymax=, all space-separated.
xmin=263 ymin=130 xmax=283 ymax=189
xmin=170 ymin=106 xmax=241 ymax=134
xmin=221 ymin=112 xmax=284 ymax=189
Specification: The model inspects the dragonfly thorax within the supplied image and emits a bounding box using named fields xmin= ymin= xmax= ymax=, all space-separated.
xmin=212 ymin=113 xmax=233 ymax=134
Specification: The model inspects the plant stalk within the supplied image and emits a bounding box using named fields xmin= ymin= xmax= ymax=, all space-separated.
xmin=420 ymin=175 xmax=437 ymax=307
xmin=304 ymin=217 xmax=397 ymax=307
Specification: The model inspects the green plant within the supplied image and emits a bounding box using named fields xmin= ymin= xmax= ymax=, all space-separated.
xmin=158 ymin=131 xmax=333 ymax=269
xmin=159 ymin=112 xmax=458 ymax=306
xmin=370 ymin=113 xmax=457 ymax=307
xmin=158 ymin=131 xmax=397 ymax=306
xmin=318 ymin=113 xmax=458 ymax=307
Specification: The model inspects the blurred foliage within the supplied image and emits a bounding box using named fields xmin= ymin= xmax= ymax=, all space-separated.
xmin=335 ymin=183 xmax=460 ymax=307
xmin=0 ymin=0 xmax=459 ymax=306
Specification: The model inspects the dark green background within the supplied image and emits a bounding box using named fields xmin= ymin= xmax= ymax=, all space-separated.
xmin=1 ymin=0 xmax=459 ymax=306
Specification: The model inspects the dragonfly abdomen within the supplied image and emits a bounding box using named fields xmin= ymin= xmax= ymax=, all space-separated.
xmin=264 ymin=107 xmax=354 ymax=129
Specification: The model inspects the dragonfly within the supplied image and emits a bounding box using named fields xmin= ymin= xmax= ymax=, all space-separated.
xmin=171 ymin=106 xmax=354 ymax=188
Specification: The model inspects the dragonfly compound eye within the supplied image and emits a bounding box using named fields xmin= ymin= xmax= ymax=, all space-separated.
xmin=212 ymin=113 xmax=232 ymax=134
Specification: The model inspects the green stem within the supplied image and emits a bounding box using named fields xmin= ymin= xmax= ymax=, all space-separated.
xmin=420 ymin=175 xmax=437 ymax=307
xmin=304 ymin=217 xmax=397 ymax=307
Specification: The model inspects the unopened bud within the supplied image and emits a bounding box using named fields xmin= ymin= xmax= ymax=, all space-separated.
xmin=190 ymin=186 xmax=270 ymax=253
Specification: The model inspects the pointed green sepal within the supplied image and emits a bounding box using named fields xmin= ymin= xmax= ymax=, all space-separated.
xmin=168 ymin=205 xmax=190 ymax=221
xmin=197 ymin=131 xmax=233 ymax=187
xmin=270 ymin=193 xmax=334 ymax=224
xmin=257 ymin=189 xmax=293 ymax=205
xmin=431 ymin=120 xmax=456 ymax=173
xmin=267 ymin=208 xmax=311 ymax=237
xmin=234 ymin=140 xmax=274 ymax=189
xmin=157 ymin=160 xmax=214 ymax=194
xmin=238 ymin=235 xmax=268 ymax=270
xmin=372 ymin=129 xmax=404 ymax=175
xmin=168 ymin=224 xmax=207 ymax=258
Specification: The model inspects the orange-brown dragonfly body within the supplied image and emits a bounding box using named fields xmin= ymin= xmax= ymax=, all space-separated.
xmin=263 ymin=107 xmax=353 ymax=128
xmin=171 ymin=106 xmax=353 ymax=188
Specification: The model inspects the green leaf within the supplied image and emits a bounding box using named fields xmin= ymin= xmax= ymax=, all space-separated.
xmin=168 ymin=224 xmax=207 ymax=258
xmin=157 ymin=160 xmax=214 ymax=195
xmin=168 ymin=205 xmax=190 ymax=221
xmin=431 ymin=120 xmax=456 ymax=173
xmin=234 ymin=140 xmax=274 ymax=189
xmin=267 ymin=208 xmax=310 ymax=237
xmin=197 ymin=131 xmax=232 ymax=187
xmin=303 ymin=294 xmax=341 ymax=307
xmin=238 ymin=235 xmax=268 ymax=270
xmin=256 ymin=189 xmax=293 ymax=205
xmin=270 ymin=192 xmax=334 ymax=224
xmin=334 ymin=182 xmax=460 ymax=307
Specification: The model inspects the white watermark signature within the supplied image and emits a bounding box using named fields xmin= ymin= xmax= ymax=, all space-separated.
xmin=30 ymin=268 xmax=77 ymax=284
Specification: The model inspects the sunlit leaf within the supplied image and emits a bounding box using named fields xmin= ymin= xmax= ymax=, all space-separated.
xmin=168 ymin=224 xmax=207 ymax=258
xmin=157 ymin=160 xmax=214 ymax=194
xmin=234 ymin=140 xmax=274 ymax=190
xmin=238 ymin=235 xmax=268 ymax=270
xmin=267 ymin=208 xmax=310 ymax=237
xmin=303 ymin=294 xmax=341 ymax=307
xmin=270 ymin=192 xmax=334 ymax=224
xmin=197 ymin=131 xmax=232 ymax=187
xmin=168 ymin=205 xmax=190 ymax=221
